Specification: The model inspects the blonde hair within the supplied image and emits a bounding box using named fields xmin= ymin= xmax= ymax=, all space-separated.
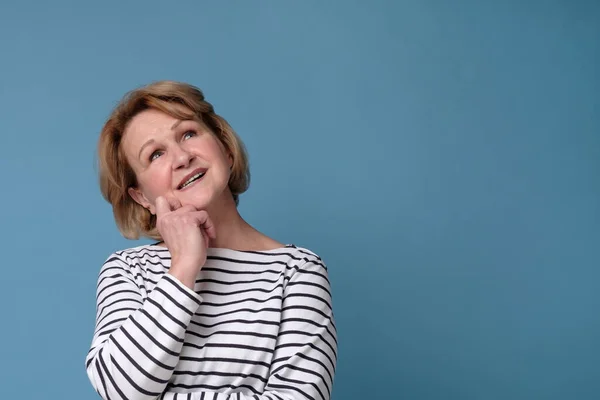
xmin=97 ymin=80 xmax=250 ymax=240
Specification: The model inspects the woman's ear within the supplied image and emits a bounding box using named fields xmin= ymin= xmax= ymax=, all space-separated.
xmin=128 ymin=187 xmax=155 ymax=215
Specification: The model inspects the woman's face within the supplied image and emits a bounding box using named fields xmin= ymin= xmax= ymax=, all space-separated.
xmin=121 ymin=108 xmax=233 ymax=214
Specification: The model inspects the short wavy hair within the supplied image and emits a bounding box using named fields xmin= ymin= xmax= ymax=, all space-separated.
xmin=97 ymin=80 xmax=250 ymax=240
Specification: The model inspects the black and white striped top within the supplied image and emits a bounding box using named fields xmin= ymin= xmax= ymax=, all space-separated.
xmin=85 ymin=244 xmax=337 ymax=400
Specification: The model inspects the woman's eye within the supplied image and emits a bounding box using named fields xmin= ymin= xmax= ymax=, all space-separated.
xmin=183 ymin=130 xmax=197 ymax=140
xmin=149 ymin=150 xmax=163 ymax=162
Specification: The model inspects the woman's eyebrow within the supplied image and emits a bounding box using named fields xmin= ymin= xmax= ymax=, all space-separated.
xmin=171 ymin=119 xmax=185 ymax=130
xmin=138 ymin=139 xmax=155 ymax=160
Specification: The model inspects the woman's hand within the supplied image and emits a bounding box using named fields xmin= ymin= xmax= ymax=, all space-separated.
xmin=155 ymin=195 xmax=216 ymax=289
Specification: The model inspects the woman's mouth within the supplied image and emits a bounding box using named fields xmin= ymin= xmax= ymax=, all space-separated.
xmin=178 ymin=170 xmax=206 ymax=190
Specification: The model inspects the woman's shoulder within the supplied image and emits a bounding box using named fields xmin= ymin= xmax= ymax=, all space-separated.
xmin=101 ymin=243 xmax=170 ymax=270
xmin=113 ymin=242 xmax=168 ymax=257
xmin=288 ymin=245 xmax=326 ymax=267
xmin=258 ymin=244 xmax=328 ymax=272
xmin=203 ymin=244 xmax=326 ymax=270
xmin=231 ymin=243 xmax=322 ymax=260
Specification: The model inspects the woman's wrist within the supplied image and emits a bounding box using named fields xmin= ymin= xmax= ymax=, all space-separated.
xmin=168 ymin=261 xmax=199 ymax=289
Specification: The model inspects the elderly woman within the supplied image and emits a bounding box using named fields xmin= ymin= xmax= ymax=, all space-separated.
xmin=85 ymin=81 xmax=337 ymax=400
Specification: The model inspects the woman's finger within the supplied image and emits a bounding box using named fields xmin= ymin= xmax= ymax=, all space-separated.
xmin=174 ymin=204 xmax=198 ymax=214
xmin=165 ymin=195 xmax=182 ymax=211
xmin=193 ymin=211 xmax=217 ymax=239
xmin=155 ymin=196 xmax=171 ymax=217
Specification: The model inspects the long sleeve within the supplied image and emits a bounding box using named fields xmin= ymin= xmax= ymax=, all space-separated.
xmin=261 ymin=257 xmax=337 ymax=400
xmin=85 ymin=254 xmax=203 ymax=400
xmin=159 ymin=256 xmax=338 ymax=400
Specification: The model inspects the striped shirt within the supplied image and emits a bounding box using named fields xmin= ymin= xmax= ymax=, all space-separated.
xmin=85 ymin=244 xmax=337 ymax=400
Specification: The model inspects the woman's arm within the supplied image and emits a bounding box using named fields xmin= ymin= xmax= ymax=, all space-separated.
xmin=85 ymin=254 xmax=203 ymax=400
xmin=260 ymin=256 xmax=337 ymax=400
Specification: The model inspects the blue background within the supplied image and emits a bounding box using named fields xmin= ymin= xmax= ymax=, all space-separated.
xmin=1 ymin=1 xmax=598 ymax=399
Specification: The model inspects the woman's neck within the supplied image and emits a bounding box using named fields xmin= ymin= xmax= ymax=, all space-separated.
xmin=205 ymin=193 xmax=254 ymax=249
xmin=203 ymin=191 xmax=283 ymax=251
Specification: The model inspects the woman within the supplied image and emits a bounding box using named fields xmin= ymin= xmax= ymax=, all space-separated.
xmin=85 ymin=81 xmax=337 ymax=400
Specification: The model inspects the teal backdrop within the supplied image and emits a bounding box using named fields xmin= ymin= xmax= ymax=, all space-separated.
xmin=0 ymin=1 xmax=598 ymax=399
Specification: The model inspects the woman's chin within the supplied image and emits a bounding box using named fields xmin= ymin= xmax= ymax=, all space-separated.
xmin=174 ymin=190 xmax=211 ymax=209
xmin=174 ymin=182 xmax=230 ymax=211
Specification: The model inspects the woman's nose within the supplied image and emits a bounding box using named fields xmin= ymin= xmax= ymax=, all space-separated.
xmin=172 ymin=145 xmax=193 ymax=169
